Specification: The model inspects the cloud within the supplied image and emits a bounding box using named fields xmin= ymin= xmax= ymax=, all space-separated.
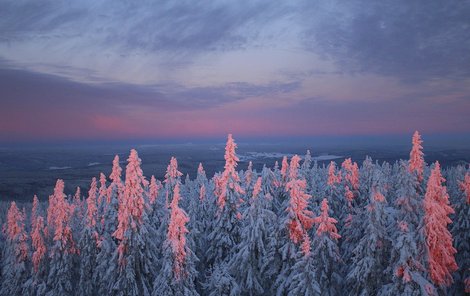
xmin=300 ymin=0 xmax=470 ymax=80
xmin=0 ymin=0 xmax=282 ymax=54
xmin=0 ymin=65 xmax=301 ymax=140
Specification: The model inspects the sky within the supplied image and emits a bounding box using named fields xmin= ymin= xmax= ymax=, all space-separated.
xmin=0 ymin=0 xmax=469 ymax=143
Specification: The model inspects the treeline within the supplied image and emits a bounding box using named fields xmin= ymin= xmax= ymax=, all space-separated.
xmin=0 ymin=132 xmax=469 ymax=296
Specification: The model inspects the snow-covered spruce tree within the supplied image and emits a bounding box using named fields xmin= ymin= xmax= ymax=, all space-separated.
xmin=78 ymin=177 xmax=101 ymax=296
xmin=25 ymin=214 xmax=48 ymax=296
xmin=154 ymin=157 xmax=184 ymax=270
xmin=229 ymin=177 xmax=277 ymax=295
xmin=342 ymin=158 xmax=360 ymax=193
xmin=380 ymin=161 xmax=435 ymax=296
xmin=0 ymin=202 xmax=30 ymax=296
xmin=105 ymin=149 xmax=158 ymax=296
xmin=326 ymin=161 xmax=342 ymax=219
xmin=187 ymin=163 xmax=215 ymax=288
xmin=409 ymin=131 xmax=425 ymax=184
xmin=286 ymin=234 xmax=321 ymax=296
xmin=149 ymin=175 xmax=161 ymax=206
xmin=275 ymin=155 xmax=314 ymax=295
xmin=204 ymin=262 xmax=240 ymax=296
xmin=346 ymin=174 xmax=391 ymax=296
xmin=71 ymin=187 xmax=84 ymax=242
xmin=312 ymin=198 xmax=341 ymax=295
xmin=451 ymin=172 xmax=470 ymax=293
xmin=206 ymin=134 xmax=245 ymax=267
xmin=46 ymin=179 xmax=78 ymax=296
xmin=424 ymin=162 xmax=457 ymax=288
xmin=339 ymin=158 xmax=371 ymax=280
xmin=94 ymin=155 xmax=122 ymax=295
xmin=152 ymin=184 xmax=199 ymax=296
xmin=243 ymin=161 xmax=255 ymax=195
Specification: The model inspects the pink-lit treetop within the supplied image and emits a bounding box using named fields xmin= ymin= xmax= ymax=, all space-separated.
xmin=50 ymin=180 xmax=77 ymax=255
xmin=459 ymin=173 xmax=470 ymax=204
xmin=197 ymin=162 xmax=205 ymax=176
xmin=167 ymin=183 xmax=190 ymax=280
xmin=286 ymin=155 xmax=314 ymax=245
xmin=280 ymin=156 xmax=289 ymax=182
xmin=224 ymin=134 xmax=239 ymax=173
xmin=327 ymin=161 xmax=341 ymax=187
xmin=373 ymin=190 xmax=386 ymax=203
xmin=98 ymin=173 xmax=107 ymax=205
xmin=86 ymin=177 xmax=98 ymax=228
xmin=409 ymin=131 xmax=425 ymax=182
xmin=110 ymin=155 xmax=122 ymax=182
xmin=345 ymin=186 xmax=354 ymax=206
xmin=73 ymin=187 xmax=84 ymax=221
xmin=165 ymin=157 xmax=183 ymax=184
xmin=341 ymin=158 xmax=360 ymax=190
xmin=313 ymin=198 xmax=341 ymax=240
xmin=252 ymin=177 xmax=262 ymax=199
xmin=288 ymin=155 xmax=301 ymax=181
xmin=113 ymin=149 xmax=147 ymax=266
xmin=245 ymin=161 xmax=253 ymax=186
xmin=73 ymin=187 xmax=81 ymax=204
xmin=107 ymin=154 xmax=123 ymax=204
xmin=215 ymin=134 xmax=245 ymax=210
xmin=300 ymin=233 xmax=312 ymax=257
xmin=149 ymin=175 xmax=160 ymax=205
xmin=199 ymin=184 xmax=206 ymax=201
xmin=4 ymin=202 xmax=29 ymax=261
xmin=31 ymin=215 xmax=47 ymax=273
xmin=47 ymin=179 xmax=65 ymax=236
xmin=424 ymin=162 xmax=457 ymax=286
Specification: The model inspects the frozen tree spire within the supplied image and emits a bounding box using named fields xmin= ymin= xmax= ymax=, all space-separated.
xmin=424 ymin=162 xmax=457 ymax=286
xmin=285 ymin=155 xmax=314 ymax=245
xmin=110 ymin=155 xmax=122 ymax=183
xmin=73 ymin=186 xmax=81 ymax=204
xmin=153 ymin=184 xmax=198 ymax=296
xmin=107 ymin=149 xmax=158 ymax=296
xmin=1 ymin=202 xmax=30 ymax=295
xmin=113 ymin=149 xmax=147 ymax=264
xmin=86 ymin=178 xmax=99 ymax=232
xmin=47 ymin=179 xmax=65 ymax=236
xmin=149 ymin=175 xmax=159 ymax=205
xmin=199 ymin=184 xmax=206 ymax=201
xmin=31 ymin=216 xmax=46 ymax=273
xmin=198 ymin=162 xmax=205 ymax=176
xmin=409 ymin=131 xmax=425 ymax=182
xmin=280 ymin=156 xmax=288 ymax=182
xmin=300 ymin=233 xmax=311 ymax=257
xmin=98 ymin=172 xmax=107 ymax=206
xmin=327 ymin=161 xmax=341 ymax=187
xmin=167 ymin=184 xmax=190 ymax=280
xmin=4 ymin=202 xmax=29 ymax=260
xmin=215 ymin=134 xmax=244 ymax=210
xmin=252 ymin=176 xmax=262 ymax=199
xmin=342 ymin=158 xmax=360 ymax=190
xmin=165 ymin=157 xmax=183 ymax=186
xmin=47 ymin=179 xmax=77 ymax=254
xmin=312 ymin=199 xmax=342 ymax=294
xmin=207 ymin=134 xmax=245 ymax=267
xmin=459 ymin=173 xmax=470 ymax=204
xmin=313 ymin=198 xmax=341 ymax=240
xmin=245 ymin=161 xmax=253 ymax=186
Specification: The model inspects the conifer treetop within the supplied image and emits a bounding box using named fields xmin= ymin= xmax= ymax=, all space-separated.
xmin=313 ymin=198 xmax=341 ymax=240
xmin=409 ymin=131 xmax=425 ymax=182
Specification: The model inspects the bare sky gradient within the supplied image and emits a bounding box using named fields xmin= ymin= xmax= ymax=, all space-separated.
xmin=1 ymin=0 xmax=469 ymax=142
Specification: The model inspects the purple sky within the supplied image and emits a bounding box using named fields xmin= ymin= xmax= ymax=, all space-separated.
xmin=1 ymin=0 xmax=469 ymax=143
